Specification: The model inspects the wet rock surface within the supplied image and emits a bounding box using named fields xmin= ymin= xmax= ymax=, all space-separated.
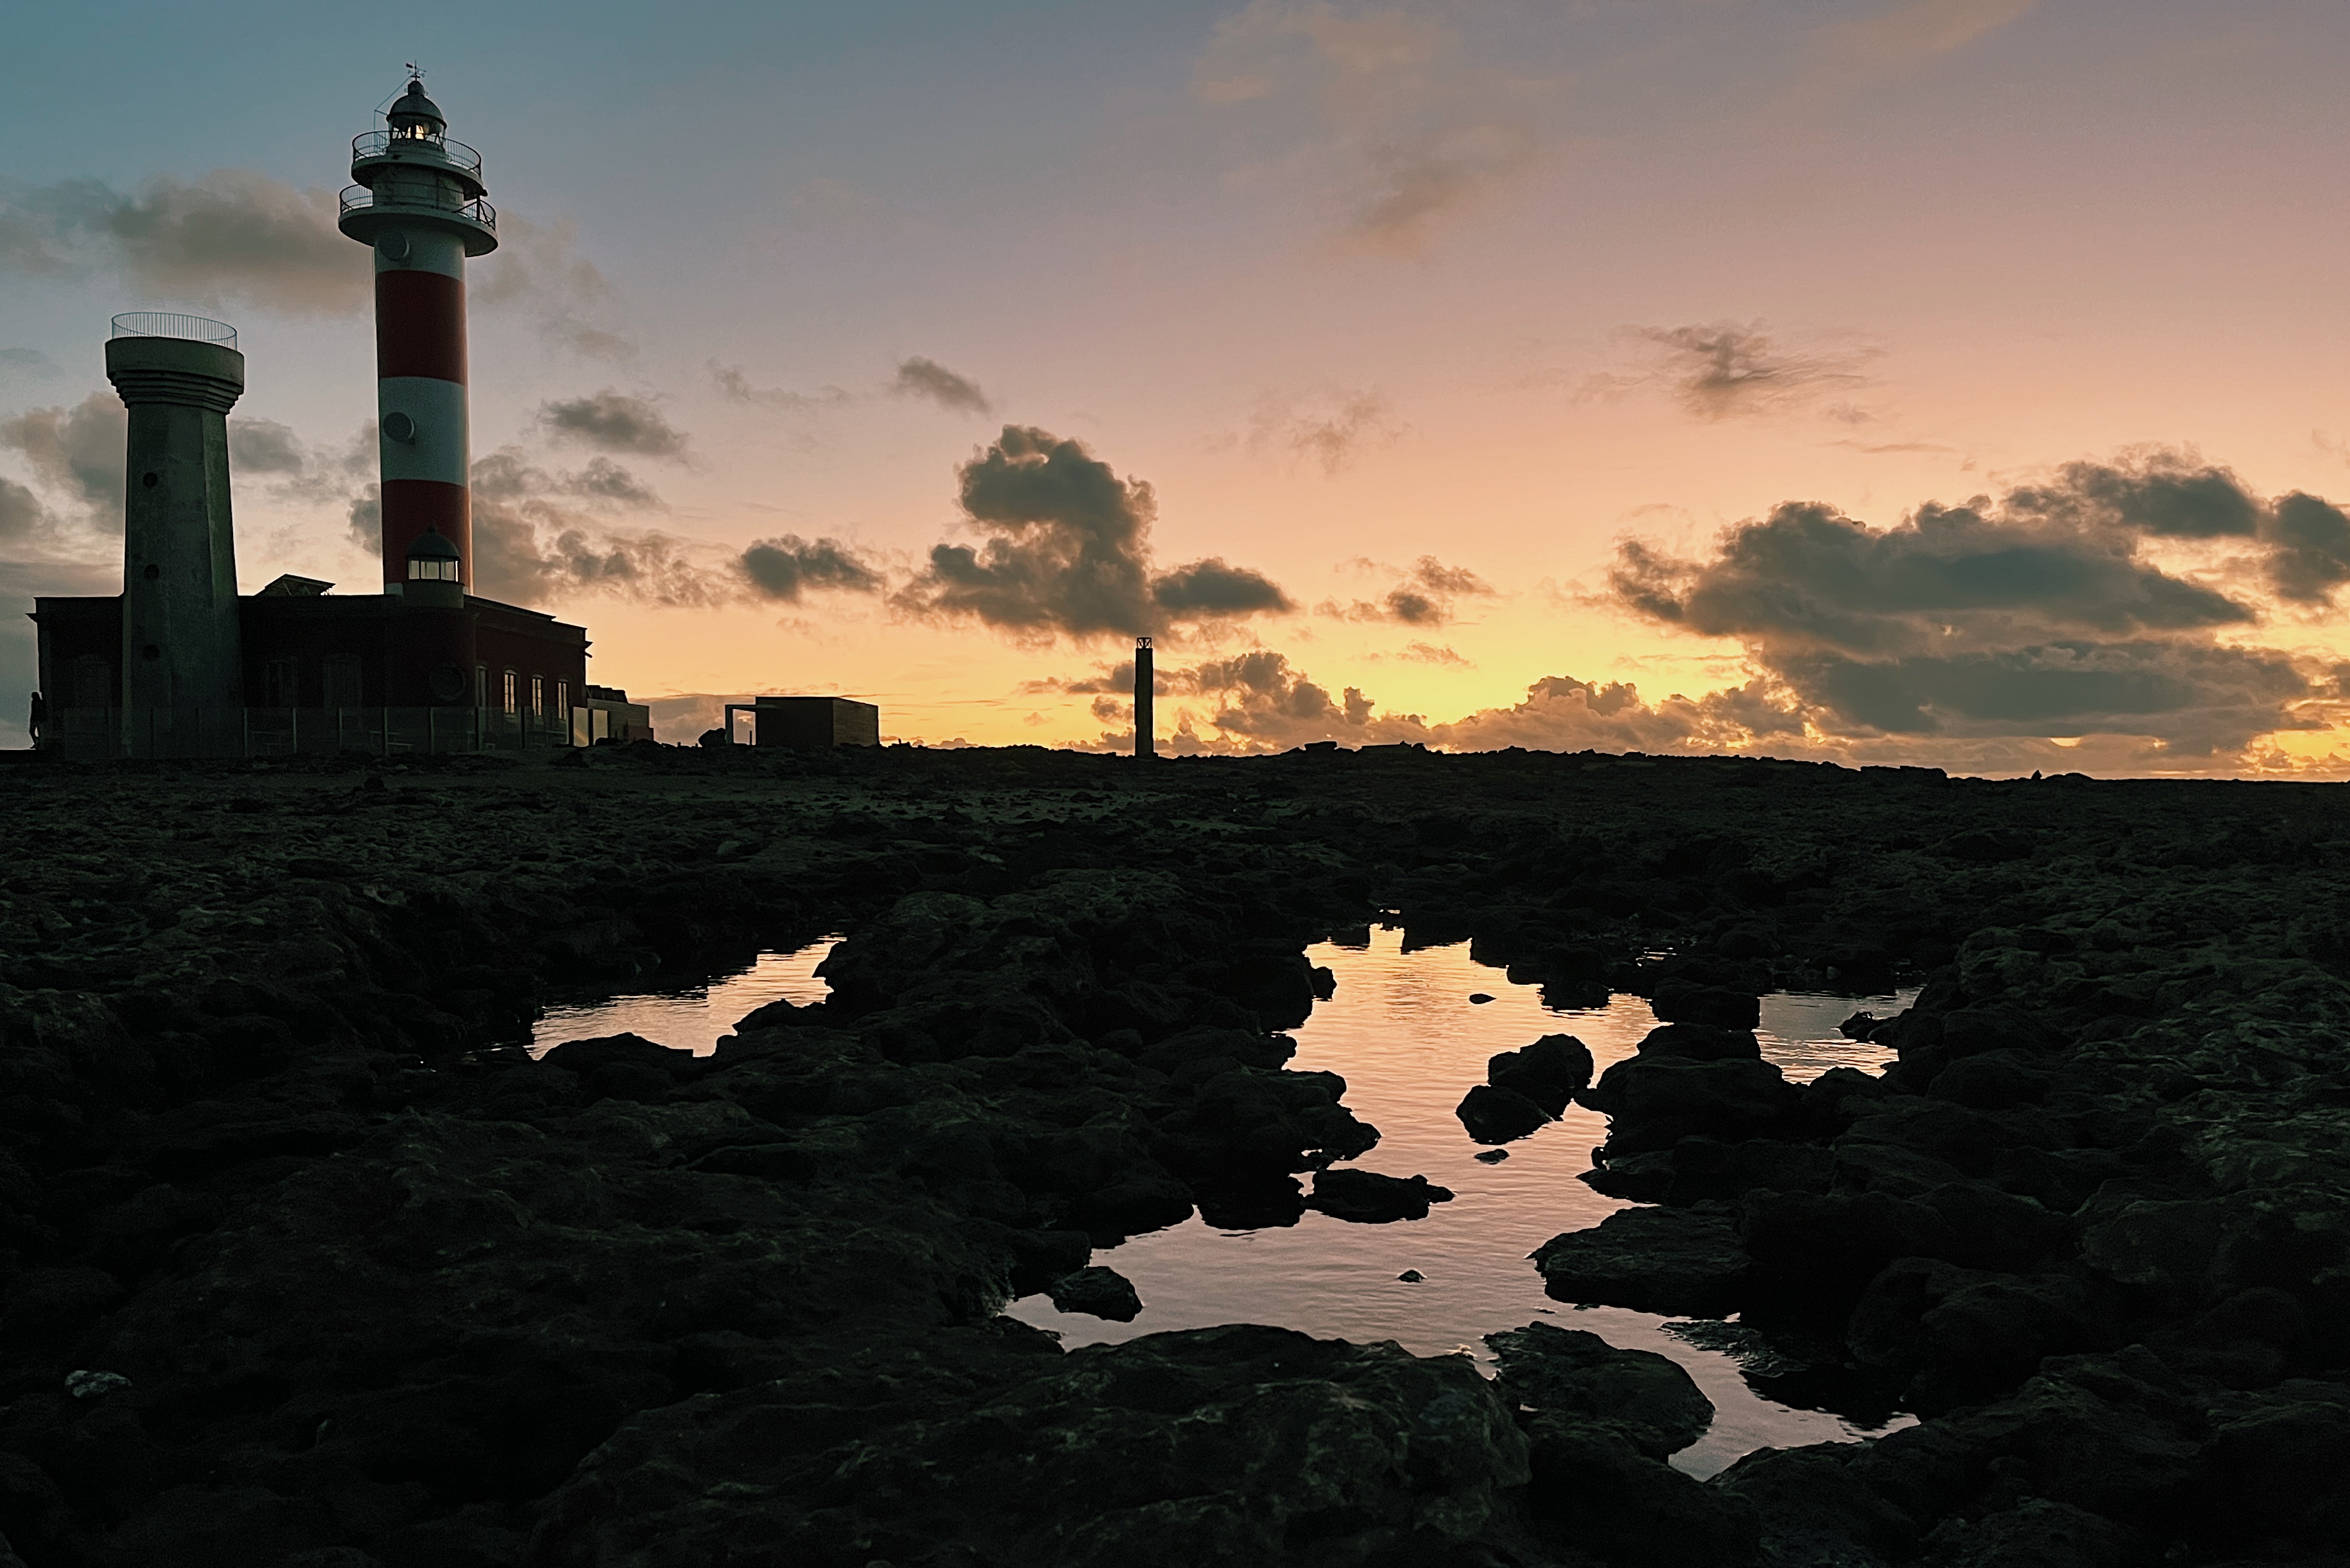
xmin=1 ymin=743 xmax=2347 ymax=1564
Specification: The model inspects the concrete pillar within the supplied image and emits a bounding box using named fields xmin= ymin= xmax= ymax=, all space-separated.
xmin=1135 ymin=636 xmax=1155 ymax=758
xmin=107 ymin=326 xmax=245 ymax=718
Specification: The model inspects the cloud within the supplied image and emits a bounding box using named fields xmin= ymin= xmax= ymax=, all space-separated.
xmin=1152 ymin=557 xmax=1294 ymax=618
xmin=2261 ymin=492 xmax=2350 ymax=605
xmin=467 ymin=446 xmax=717 ymax=608
xmin=711 ymin=362 xmax=853 ymax=414
xmin=226 ymin=419 xmax=307 ymax=475
xmin=0 ymin=171 xmax=361 ymax=313
xmin=0 ymin=477 xmax=47 ymax=543
xmin=537 ymin=391 xmax=690 ymax=460
xmin=1346 ymin=124 xmax=1538 ymax=252
xmin=894 ymin=424 xmax=1293 ymax=639
xmin=1608 ymin=450 xmax=2344 ymax=752
xmin=1589 ymin=322 xmax=1879 ymax=420
xmin=1396 ymin=641 xmax=1469 ymax=667
xmin=738 ymin=534 xmax=884 ymax=603
xmin=1317 ymin=554 xmax=1493 ymax=625
xmin=472 ymin=212 xmax=635 ymax=360
xmin=1246 ymin=389 xmax=1401 ymax=474
xmin=1 ymin=393 xmax=126 ymax=523
xmin=1192 ymin=1 xmax=1550 ymax=255
xmin=0 ymin=348 xmax=62 ymax=382
xmin=889 ymin=357 xmax=991 ymax=415
xmin=1813 ymin=0 xmax=2038 ymax=83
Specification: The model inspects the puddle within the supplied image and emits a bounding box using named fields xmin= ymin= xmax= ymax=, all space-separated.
xmin=534 ymin=924 xmax=1918 ymax=1475
xmin=1004 ymin=928 xmax=1918 ymax=1477
xmin=529 ymin=937 xmax=842 ymax=1058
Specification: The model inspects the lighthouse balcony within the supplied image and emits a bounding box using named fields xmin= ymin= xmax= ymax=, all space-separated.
xmin=338 ymin=185 xmax=498 ymax=255
xmin=351 ymin=129 xmax=483 ymax=179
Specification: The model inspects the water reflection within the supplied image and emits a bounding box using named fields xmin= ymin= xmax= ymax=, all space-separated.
xmin=529 ymin=938 xmax=840 ymax=1058
xmin=532 ymin=925 xmax=1918 ymax=1474
xmin=1004 ymin=928 xmax=1918 ymax=1477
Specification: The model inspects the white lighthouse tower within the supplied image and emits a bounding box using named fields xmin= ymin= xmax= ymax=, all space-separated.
xmin=336 ymin=77 xmax=497 ymax=598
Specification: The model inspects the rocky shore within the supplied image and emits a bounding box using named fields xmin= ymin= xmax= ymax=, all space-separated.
xmin=1 ymin=742 xmax=2344 ymax=1566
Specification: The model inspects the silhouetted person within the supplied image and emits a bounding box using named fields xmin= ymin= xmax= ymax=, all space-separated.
xmin=27 ymin=691 xmax=43 ymax=748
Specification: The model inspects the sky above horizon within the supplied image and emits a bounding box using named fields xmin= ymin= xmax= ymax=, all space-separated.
xmin=7 ymin=0 xmax=2350 ymax=773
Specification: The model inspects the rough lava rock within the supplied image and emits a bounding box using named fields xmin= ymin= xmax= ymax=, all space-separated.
xmin=1305 ymin=1169 xmax=1455 ymax=1223
xmin=1532 ymin=1206 xmax=1754 ymax=1316
xmin=1484 ymin=1322 xmax=1714 ymax=1457
xmin=1046 ymin=1265 xmax=1144 ymax=1322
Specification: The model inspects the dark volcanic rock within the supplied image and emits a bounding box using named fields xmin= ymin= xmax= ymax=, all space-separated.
xmin=531 ymin=1324 xmax=1536 ymax=1567
xmin=1047 ymin=1265 xmax=1144 ymax=1322
xmin=1455 ymin=1082 xmax=1552 ymax=1144
xmin=1532 ymin=1205 xmax=1754 ymax=1316
xmin=1487 ymin=1033 xmax=1595 ymax=1111
xmin=1578 ymin=1052 xmax=1803 ymax=1155
xmin=1305 ymin=1169 xmax=1455 ymax=1223
xmin=1650 ymin=978 xmax=1763 ymax=1031
xmin=1524 ymin=1414 xmax=1760 ymax=1568
xmin=1486 ymin=1321 xmax=1714 ymax=1457
xmin=1636 ymin=1021 xmax=1763 ymax=1061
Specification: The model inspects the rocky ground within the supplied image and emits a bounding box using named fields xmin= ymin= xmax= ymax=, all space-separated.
xmin=0 ymin=740 xmax=2345 ymax=1567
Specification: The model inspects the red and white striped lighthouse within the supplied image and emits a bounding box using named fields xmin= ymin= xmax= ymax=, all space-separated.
xmin=336 ymin=79 xmax=497 ymax=597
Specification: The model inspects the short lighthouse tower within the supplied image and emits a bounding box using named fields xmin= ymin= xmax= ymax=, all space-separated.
xmin=337 ymin=78 xmax=497 ymax=598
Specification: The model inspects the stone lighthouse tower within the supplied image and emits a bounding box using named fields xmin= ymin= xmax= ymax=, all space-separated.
xmin=336 ymin=78 xmax=497 ymax=597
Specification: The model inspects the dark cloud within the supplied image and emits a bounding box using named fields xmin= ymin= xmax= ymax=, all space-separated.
xmin=1 ymin=393 xmax=126 ymax=523
xmin=537 ymin=391 xmax=690 ymax=460
xmin=1609 ymin=454 xmax=2348 ymax=752
xmin=1151 ymin=558 xmax=1294 ymax=617
xmin=895 ymin=424 xmax=1292 ymax=639
xmin=0 ymin=172 xmax=361 ymax=313
xmin=1592 ymin=322 xmax=1877 ymax=420
xmin=890 ymin=357 xmax=991 ymax=415
xmin=564 ymin=456 xmax=660 ymax=508
xmin=2260 ymin=492 xmax=2350 ymax=605
xmin=739 ymin=534 xmax=883 ymax=603
xmin=0 ymin=477 xmax=47 ymax=543
xmin=226 ymin=419 xmax=307 ymax=475
xmin=1318 ymin=555 xmax=1493 ymax=625
xmin=2010 ymin=452 xmax=2264 ymax=539
xmin=468 ymin=446 xmax=715 ymax=608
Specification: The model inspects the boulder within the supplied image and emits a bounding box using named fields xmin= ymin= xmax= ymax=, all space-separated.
xmin=1047 ymin=1266 xmax=1144 ymax=1322
xmin=1485 ymin=1322 xmax=1714 ymax=1457
xmin=1306 ymin=1169 xmax=1455 ymax=1223
xmin=1487 ymin=1034 xmax=1595 ymax=1112
xmin=1711 ymin=1441 xmax=1921 ymax=1567
xmin=1524 ymin=1415 xmax=1760 ymax=1568
xmin=1532 ymin=1206 xmax=1753 ymax=1316
xmin=1578 ymin=1054 xmax=1803 ymax=1155
xmin=1455 ymin=1083 xmax=1552 ymax=1144
xmin=1635 ymin=1023 xmax=1763 ymax=1062
xmin=1920 ymin=1498 xmax=2143 ymax=1568
xmin=1650 ymin=979 xmax=1763 ymax=1031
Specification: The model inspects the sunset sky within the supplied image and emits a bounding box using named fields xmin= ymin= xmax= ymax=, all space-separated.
xmin=6 ymin=0 xmax=2350 ymax=771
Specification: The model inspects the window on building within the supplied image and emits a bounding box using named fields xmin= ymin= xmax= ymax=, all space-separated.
xmin=322 ymin=656 xmax=363 ymax=709
xmin=502 ymin=670 xmax=518 ymax=714
xmin=266 ymin=658 xmax=300 ymax=708
xmin=475 ymin=664 xmax=488 ymax=707
xmin=555 ymin=680 xmax=568 ymax=718
xmin=529 ymin=675 xmax=544 ymax=717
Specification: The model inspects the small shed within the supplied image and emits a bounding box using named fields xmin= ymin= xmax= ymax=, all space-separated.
xmin=726 ymin=695 xmax=880 ymax=748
